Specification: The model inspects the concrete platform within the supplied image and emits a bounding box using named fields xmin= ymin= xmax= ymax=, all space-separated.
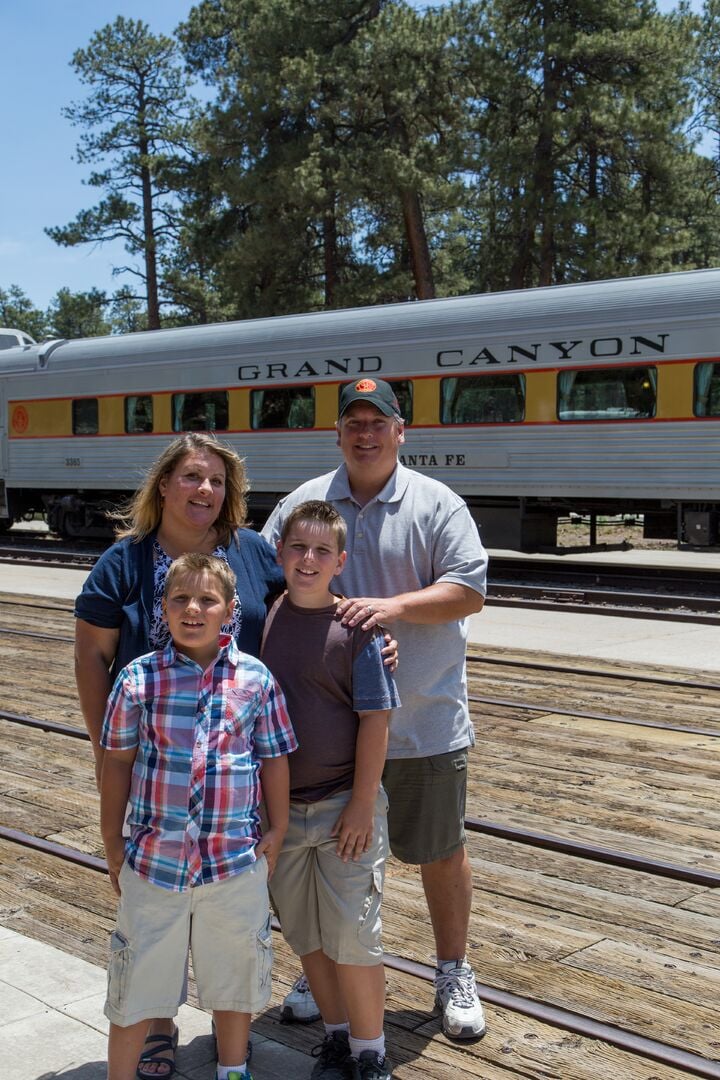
xmin=0 ymin=925 xmax=310 ymax=1080
xmin=491 ymin=544 xmax=720 ymax=571
xmin=1 ymin=554 xmax=718 ymax=674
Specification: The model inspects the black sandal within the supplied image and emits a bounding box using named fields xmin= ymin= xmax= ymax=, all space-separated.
xmin=136 ymin=1025 xmax=179 ymax=1080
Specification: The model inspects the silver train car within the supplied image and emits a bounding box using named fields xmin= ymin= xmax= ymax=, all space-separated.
xmin=2 ymin=268 xmax=719 ymax=548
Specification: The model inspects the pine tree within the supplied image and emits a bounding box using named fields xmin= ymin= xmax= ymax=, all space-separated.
xmin=460 ymin=0 xmax=705 ymax=288
xmin=45 ymin=17 xmax=194 ymax=329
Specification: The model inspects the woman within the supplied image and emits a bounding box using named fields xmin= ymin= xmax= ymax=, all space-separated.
xmin=75 ymin=432 xmax=395 ymax=1079
xmin=75 ymin=432 xmax=283 ymax=1079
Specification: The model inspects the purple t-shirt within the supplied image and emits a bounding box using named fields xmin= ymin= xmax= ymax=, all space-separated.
xmin=261 ymin=595 xmax=400 ymax=802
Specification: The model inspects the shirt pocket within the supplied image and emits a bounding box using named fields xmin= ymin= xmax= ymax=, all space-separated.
xmin=223 ymin=686 xmax=259 ymax=737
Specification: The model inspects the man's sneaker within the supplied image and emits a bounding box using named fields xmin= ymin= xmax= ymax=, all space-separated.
xmin=223 ymin=1072 xmax=253 ymax=1080
xmin=281 ymin=973 xmax=321 ymax=1023
xmin=349 ymin=1050 xmax=392 ymax=1079
xmin=310 ymin=1030 xmax=352 ymax=1079
xmin=434 ymin=960 xmax=486 ymax=1039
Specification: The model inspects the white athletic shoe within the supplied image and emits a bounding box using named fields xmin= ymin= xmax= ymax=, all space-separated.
xmin=281 ymin=973 xmax=321 ymax=1023
xmin=434 ymin=960 xmax=486 ymax=1039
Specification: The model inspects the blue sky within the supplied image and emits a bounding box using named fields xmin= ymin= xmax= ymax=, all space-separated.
xmin=0 ymin=0 xmax=706 ymax=319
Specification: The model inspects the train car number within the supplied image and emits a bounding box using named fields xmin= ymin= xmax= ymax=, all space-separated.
xmin=65 ymin=457 xmax=81 ymax=467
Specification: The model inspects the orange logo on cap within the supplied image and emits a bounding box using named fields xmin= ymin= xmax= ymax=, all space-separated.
xmin=355 ymin=379 xmax=377 ymax=393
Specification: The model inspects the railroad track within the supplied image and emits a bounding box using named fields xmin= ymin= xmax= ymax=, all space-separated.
xmin=2 ymin=822 xmax=718 ymax=1080
xmin=3 ymin=538 xmax=720 ymax=620
xmin=3 ymin=617 xmax=720 ymax=1077
xmin=0 ymin=539 xmax=102 ymax=570
xmin=4 ymin=705 xmax=717 ymax=888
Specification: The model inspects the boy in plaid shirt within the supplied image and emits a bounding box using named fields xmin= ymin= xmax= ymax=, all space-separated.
xmin=100 ymin=553 xmax=296 ymax=1080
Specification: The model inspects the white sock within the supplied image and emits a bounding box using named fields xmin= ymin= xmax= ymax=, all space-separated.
xmin=349 ymin=1033 xmax=386 ymax=1060
xmin=216 ymin=1065 xmax=247 ymax=1078
xmin=437 ymin=956 xmax=467 ymax=972
xmin=324 ymin=1021 xmax=350 ymax=1035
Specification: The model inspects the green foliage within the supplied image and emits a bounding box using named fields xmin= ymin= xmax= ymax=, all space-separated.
xmin=42 ymin=1 xmax=720 ymax=324
xmin=45 ymin=287 xmax=112 ymax=340
xmin=0 ymin=286 xmax=47 ymax=340
xmin=45 ymin=16 xmax=195 ymax=328
xmin=457 ymin=0 xmax=715 ymax=290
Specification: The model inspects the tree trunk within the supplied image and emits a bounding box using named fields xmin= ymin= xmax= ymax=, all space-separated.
xmin=138 ymin=79 xmax=161 ymax=330
xmin=400 ymin=187 xmax=435 ymax=299
xmin=323 ymin=191 xmax=339 ymax=307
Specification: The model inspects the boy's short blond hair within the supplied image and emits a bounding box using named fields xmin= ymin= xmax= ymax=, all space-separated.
xmin=280 ymin=500 xmax=347 ymax=553
xmin=164 ymin=552 xmax=237 ymax=604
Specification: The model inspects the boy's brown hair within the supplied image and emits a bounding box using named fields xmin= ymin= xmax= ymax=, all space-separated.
xmin=280 ymin=500 xmax=347 ymax=553
xmin=164 ymin=552 xmax=237 ymax=604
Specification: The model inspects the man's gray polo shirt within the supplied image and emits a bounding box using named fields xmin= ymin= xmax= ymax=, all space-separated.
xmin=262 ymin=463 xmax=488 ymax=759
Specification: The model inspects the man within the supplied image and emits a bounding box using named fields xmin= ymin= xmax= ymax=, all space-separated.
xmin=262 ymin=377 xmax=488 ymax=1042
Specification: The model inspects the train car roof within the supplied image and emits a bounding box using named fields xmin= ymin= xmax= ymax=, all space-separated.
xmin=13 ymin=267 xmax=720 ymax=372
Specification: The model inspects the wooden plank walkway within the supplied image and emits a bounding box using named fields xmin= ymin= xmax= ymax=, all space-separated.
xmin=1 ymin=594 xmax=719 ymax=1077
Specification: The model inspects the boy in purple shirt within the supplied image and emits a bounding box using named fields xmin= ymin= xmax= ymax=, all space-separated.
xmin=101 ymin=553 xmax=296 ymax=1080
xmin=262 ymin=501 xmax=400 ymax=1080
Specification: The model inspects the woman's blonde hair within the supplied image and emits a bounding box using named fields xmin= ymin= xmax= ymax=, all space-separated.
xmin=111 ymin=433 xmax=249 ymax=546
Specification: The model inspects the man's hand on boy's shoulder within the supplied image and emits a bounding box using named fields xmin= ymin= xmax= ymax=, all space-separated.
xmin=337 ymin=594 xmax=402 ymax=632
xmin=256 ymin=826 xmax=286 ymax=879
xmin=331 ymin=796 xmax=375 ymax=863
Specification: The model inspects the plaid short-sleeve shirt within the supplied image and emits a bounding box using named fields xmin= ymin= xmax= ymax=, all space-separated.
xmin=101 ymin=636 xmax=297 ymax=891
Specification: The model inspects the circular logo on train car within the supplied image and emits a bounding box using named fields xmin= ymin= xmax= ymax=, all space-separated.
xmin=11 ymin=405 xmax=29 ymax=434
xmin=354 ymin=379 xmax=378 ymax=393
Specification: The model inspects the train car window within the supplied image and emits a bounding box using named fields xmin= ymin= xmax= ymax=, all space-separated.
xmin=251 ymin=388 xmax=315 ymax=429
xmin=125 ymin=395 xmax=154 ymax=433
xmin=557 ymin=366 xmax=656 ymax=420
xmin=172 ymin=391 xmax=229 ymax=432
xmin=694 ymin=363 xmax=720 ymax=416
xmin=335 ymin=380 xmax=413 ymax=423
xmin=72 ymin=398 xmax=98 ymax=435
xmin=440 ymin=374 xmax=525 ymax=424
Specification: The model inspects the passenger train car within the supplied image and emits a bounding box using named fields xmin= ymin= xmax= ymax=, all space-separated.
xmin=1 ymin=268 xmax=719 ymax=549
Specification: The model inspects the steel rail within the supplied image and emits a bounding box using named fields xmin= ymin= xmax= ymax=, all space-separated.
xmin=0 ymin=709 xmax=88 ymax=739
xmin=467 ymin=692 xmax=720 ymax=738
xmin=0 ymin=596 xmax=74 ymax=612
xmin=384 ymin=955 xmax=720 ymax=1080
xmin=490 ymin=581 xmax=720 ymax=614
xmin=486 ymin=592 xmax=720 ymax=625
xmin=0 ymin=627 xmax=74 ymax=643
xmin=465 ymin=817 xmax=720 ymax=887
xmin=1 ymin=825 xmax=718 ymax=1079
xmin=466 ymin=652 xmax=720 ymax=692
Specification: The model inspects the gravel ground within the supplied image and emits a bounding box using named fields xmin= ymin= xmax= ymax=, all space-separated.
xmin=556 ymin=519 xmax=677 ymax=550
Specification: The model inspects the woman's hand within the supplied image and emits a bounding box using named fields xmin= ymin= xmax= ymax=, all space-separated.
xmin=381 ymin=633 xmax=398 ymax=671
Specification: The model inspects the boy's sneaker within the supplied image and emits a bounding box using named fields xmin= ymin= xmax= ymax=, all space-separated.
xmin=310 ymin=1030 xmax=352 ymax=1078
xmin=222 ymin=1072 xmax=252 ymax=1080
xmin=281 ymin=973 xmax=321 ymax=1023
xmin=349 ymin=1050 xmax=392 ymax=1079
xmin=434 ymin=959 xmax=486 ymax=1039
